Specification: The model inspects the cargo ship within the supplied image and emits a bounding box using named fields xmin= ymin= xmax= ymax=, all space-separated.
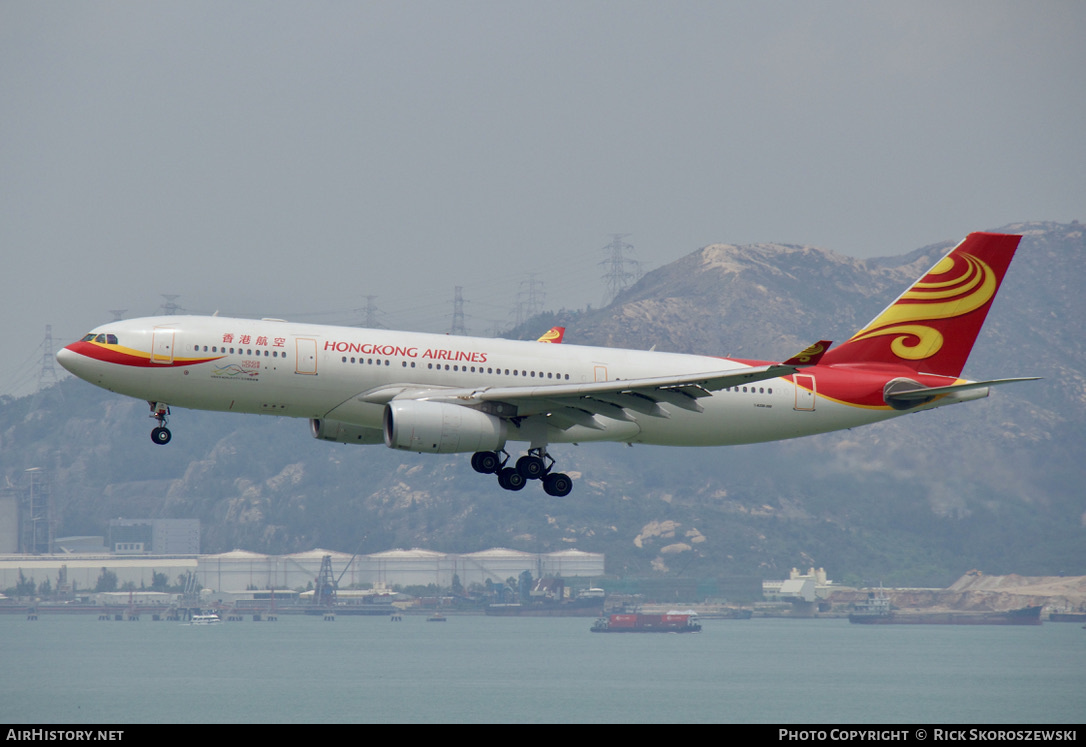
xmin=1047 ymin=611 xmax=1086 ymax=623
xmin=848 ymin=591 xmax=1042 ymax=625
xmin=590 ymin=612 xmax=702 ymax=633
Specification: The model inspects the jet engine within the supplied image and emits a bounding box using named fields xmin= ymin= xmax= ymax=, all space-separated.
xmin=310 ymin=418 xmax=385 ymax=445
xmin=383 ymin=400 xmax=507 ymax=454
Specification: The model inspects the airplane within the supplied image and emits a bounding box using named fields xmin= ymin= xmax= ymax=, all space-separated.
xmin=56 ymin=232 xmax=1037 ymax=497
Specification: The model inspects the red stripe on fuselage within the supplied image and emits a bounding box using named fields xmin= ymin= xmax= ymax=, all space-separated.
xmin=732 ymin=357 xmax=958 ymax=409
xmin=65 ymin=340 xmax=224 ymax=368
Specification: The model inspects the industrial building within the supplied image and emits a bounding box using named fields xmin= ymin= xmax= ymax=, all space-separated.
xmin=0 ymin=547 xmax=604 ymax=595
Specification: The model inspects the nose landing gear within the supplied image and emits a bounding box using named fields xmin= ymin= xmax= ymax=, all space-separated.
xmin=471 ymin=447 xmax=573 ymax=496
xmin=149 ymin=402 xmax=172 ymax=445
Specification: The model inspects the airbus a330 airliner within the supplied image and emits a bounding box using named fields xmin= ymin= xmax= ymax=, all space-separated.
xmin=57 ymin=232 xmax=1037 ymax=497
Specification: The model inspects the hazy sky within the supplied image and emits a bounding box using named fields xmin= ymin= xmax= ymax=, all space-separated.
xmin=3 ymin=1 xmax=1084 ymax=395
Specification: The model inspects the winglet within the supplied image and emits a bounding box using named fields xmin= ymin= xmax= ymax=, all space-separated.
xmin=783 ymin=340 xmax=832 ymax=366
xmin=537 ymin=326 xmax=565 ymax=343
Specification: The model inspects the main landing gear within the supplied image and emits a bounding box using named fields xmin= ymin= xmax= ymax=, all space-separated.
xmin=149 ymin=402 xmax=172 ymax=445
xmin=471 ymin=447 xmax=574 ymax=497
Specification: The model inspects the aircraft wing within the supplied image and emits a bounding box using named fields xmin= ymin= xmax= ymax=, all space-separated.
xmin=382 ymin=363 xmax=801 ymax=429
xmin=355 ymin=342 xmax=829 ymax=429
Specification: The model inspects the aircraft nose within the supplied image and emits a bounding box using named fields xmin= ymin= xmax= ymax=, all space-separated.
xmin=56 ymin=345 xmax=81 ymax=376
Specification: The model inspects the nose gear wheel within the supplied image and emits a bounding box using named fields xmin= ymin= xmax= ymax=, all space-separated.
xmin=148 ymin=402 xmax=172 ymax=445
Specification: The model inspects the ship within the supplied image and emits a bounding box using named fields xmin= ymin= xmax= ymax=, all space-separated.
xmin=485 ymin=582 xmax=605 ymax=617
xmin=590 ymin=612 xmax=702 ymax=633
xmin=1047 ymin=611 xmax=1086 ymax=623
xmin=848 ymin=591 xmax=1042 ymax=625
xmin=189 ymin=613 xmax=222 ymax=625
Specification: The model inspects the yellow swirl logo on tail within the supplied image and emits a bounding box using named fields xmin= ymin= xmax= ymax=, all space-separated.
xmin=846 ymin=253 xmax=995 ymax=361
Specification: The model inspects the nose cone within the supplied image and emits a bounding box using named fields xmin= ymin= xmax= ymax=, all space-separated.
xmin=56 ymin=345 xmax=76 ymax=373
xmin=56 ymin=344 xmax=89 ymax=379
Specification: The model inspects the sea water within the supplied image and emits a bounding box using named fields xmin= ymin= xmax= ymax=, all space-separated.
xmin=1 ymin=615 xmax=1082 ymax=724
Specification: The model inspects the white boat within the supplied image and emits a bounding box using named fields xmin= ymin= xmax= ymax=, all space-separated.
xmin=190 ymin=613 xmax=222 ymax=625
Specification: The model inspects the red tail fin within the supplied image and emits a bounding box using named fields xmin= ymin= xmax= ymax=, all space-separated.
xmin=820 ymin=232 xmax=1021 ymax=377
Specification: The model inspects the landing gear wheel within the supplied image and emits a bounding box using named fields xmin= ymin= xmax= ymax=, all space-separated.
xmin=542 ymin=472 xmax=573 ymax=497
xmin=471 ymin=451 xmax=500 ymax=474
xmin=151 ymin=426 xmax=172 ymax=445
xmin=497 ymin=467 xmax=526 ymax=491
xmin=516 ymin=455 xmax=546 ymax=480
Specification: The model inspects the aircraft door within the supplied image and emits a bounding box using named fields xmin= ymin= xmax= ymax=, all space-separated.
xmin=794 ymin=374 xmax=816 ymax=411
xmin=295 ymin=338 xmax=318 ymax=375
xmin=151 ymin=327 xmax=175 ymax=364
xmin=594 ymin=365 xmax=608 ymax=382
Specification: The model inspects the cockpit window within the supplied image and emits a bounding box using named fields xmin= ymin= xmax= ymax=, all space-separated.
xmin=84 ymin=333 xmax=119 ymax=344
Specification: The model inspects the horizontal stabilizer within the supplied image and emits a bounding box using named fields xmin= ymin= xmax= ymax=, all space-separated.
xmin=885 ymin=377 xmax=1041 ymax=407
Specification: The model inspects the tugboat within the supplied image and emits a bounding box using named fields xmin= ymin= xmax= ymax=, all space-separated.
xmin=590 ymin=612 xmax=701 ymax=633
xmin=848 ymin=588 xmax=893 ymax=623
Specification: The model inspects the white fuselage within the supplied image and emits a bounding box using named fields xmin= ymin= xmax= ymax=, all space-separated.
xmin=58 ymin=315 xmax=912 ymax=449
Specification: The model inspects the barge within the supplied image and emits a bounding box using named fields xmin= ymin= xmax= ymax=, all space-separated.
xmin=591 ymin=613 xmax=702 ymax=633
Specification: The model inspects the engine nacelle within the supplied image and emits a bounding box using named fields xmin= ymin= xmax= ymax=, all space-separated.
xmin=310 ymin=418 xmax=385 ymax=445
xmin=383 ymin=400 xmax=507 ymax=454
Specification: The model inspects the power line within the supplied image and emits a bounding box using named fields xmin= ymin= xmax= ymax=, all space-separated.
xmin=38 ymin=325 xmax=60 ymax=391
xmin=450 ymin=286 xmax=468 ymax=335
xmin=355 ymin=295 xmax=387 ymax=329
xmin=599 ymin=233 xmax=641 ymax=304
xmin=160 ymin=294 xmax=184 ymax=315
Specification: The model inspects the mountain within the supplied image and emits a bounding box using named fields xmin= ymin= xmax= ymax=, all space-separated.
xmin=2 ymin=222 xmax=1083 ymax=587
